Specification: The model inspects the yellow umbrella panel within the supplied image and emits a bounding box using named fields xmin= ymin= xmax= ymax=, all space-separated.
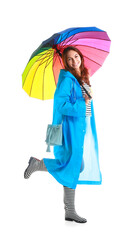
xmin=22 ymin=49 xmax=56 ymax=100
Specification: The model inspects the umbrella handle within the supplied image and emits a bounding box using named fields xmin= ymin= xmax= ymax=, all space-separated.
xmin=81 ymin=85 xmax=92 ymax=99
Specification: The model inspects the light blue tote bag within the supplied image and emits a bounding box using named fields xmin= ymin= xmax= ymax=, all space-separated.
xmin=45 ymin=123 xmax=63 ymax=152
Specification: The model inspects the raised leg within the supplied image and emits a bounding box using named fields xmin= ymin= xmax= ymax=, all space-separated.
xmin=24 ymin=157 xmax=47 ymax=179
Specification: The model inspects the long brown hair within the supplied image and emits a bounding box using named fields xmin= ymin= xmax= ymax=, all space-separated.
xmin=62 ymin=46 xmax=91 ymax=86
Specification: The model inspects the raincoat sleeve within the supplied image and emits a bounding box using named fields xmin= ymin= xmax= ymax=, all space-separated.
xmin=56 ymin=77 xmax=86 ymax=117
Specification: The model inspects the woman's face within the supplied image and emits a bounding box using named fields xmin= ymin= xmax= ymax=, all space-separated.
xmin=66 ymin=50 xmax=81 ymax=71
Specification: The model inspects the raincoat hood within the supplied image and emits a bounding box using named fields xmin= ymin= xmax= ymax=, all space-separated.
xmin=57 ymin=69 xmax=80 ymax=88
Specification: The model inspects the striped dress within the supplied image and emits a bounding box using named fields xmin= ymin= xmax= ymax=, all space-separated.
xmin=80 ymin=82 xmax=92 ymax=116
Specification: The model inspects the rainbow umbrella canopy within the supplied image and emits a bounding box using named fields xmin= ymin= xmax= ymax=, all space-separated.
xmin=22 ymin=27 xmax=111 ymax=100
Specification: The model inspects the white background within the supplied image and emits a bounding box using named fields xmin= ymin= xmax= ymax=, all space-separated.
xmin=1 ymin=0 xmax=136 ymax=239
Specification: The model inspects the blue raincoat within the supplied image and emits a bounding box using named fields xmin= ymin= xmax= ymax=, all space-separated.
xmin=43 ymin=70 xmax=102 ymax=189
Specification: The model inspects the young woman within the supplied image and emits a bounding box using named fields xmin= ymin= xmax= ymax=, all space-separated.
xmin=24 ymin=46 xmax=102 ymax=223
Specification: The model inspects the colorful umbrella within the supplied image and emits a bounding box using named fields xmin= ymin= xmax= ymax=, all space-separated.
xmin=22 ymin=27 xmax=111 ymax=100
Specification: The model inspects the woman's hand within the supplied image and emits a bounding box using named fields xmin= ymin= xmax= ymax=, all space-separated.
xmin=84 ymin=88 xmax=93 ymax=104
xmin=84 ymin=94 xmax=91 ymax=104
